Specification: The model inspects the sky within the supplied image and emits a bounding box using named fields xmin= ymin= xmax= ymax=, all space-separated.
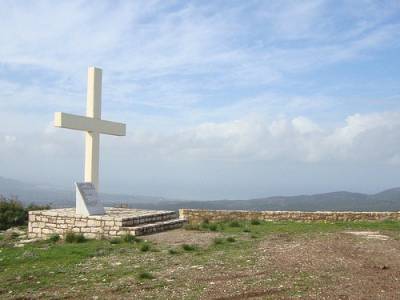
xmin=1 ymin=0 xmax=400 ymax=200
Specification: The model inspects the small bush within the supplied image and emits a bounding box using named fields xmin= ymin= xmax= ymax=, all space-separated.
xmin=202 ymin=218 xmax=209 ymax=224
xmin=26 ymin=203 xmax=51 ymax=211
xmin=65 ymin=232 xmax=76 ymax=243
xmin=243 ymin=227 xmax=251 ymax=233
xmin=122 ymin=234 xmax=137 ymax=243
xmin=0 ymin=196 xmax=51 ymax=231
xmin=251 ymin=219 xmax=261 ymax=225
xmin=75 ymin=234 xmax=86 ymax=243
xmin=168 ymin=248 xmax=179 ymax=255
xmin=226 ymin=236 xmax=236 ymax=243
xmin=209 ymin=224 xmax=218 ymax=231
xmin=140 ymin=243 xmax=150 ymax=252
xmin=200 ymin=222 xmax=209 ymax=230
xmin=213 ymin=238 xmax=224 ymax=245
xmin=138 ymin=271 xmax=154 ymax=280
xmin=229 ymin=221 xmax=241 ymax=227
xmin=0 ymin=197 xmax=26 ymax=230
xmin=182 ymin=244 xmax=197 ymax=251
xmin=110 ymin=237 xmax=122 ymax=244
xmin=65 ymin=232 xmax=86 ymax=243
xmin=48 ymin=234 xmax=60 ymax=243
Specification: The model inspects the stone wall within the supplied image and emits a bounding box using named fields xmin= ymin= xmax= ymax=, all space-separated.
xmin=179 ymin=209 xmax=400 ymax=224
xmin=28 ymin=208 xmax=181 ymax=239
xmin=29 ymin=210 xmax=129 ymax=239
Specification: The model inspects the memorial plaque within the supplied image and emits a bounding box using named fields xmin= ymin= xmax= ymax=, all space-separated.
xmin=75 ymin=182 xmax=105 ymax=216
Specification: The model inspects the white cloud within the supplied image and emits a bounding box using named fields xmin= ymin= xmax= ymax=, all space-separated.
xmin=94 ymin=111 xmax=400 ymax=165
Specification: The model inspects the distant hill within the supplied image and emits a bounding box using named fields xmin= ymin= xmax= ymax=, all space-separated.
xmin=0 ymin=176 xmax=399 ymax=211
xmin=0 ymin=176 xmax=177 ymax=208
xmin=130 ymin=190 xmax=400 ymax=212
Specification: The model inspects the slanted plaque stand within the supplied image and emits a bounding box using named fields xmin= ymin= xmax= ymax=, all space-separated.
xmin=75 ymin=182 xmax=105 ymax=216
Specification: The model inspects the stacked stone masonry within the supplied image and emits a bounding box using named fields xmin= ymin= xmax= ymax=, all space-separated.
xmin=28 ymin=207 xmax=186 ymax=239
xmin=179 ymin=209 xmax=400 ymax=224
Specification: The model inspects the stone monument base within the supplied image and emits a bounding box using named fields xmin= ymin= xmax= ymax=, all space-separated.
xmin=28 ymin=207 xmax=187 ymax=240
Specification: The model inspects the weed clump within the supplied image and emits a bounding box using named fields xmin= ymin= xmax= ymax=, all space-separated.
xmin=65 ymin=232 xmax=86 ymax=243
xmin=110 ymin=237 xmax=122 ymax=244
xmin=229 ymin=221 xmax=241 ymax=227
xmin=209 ymin=224 xmax=218 ymax=231
xmin=48 ymin=234 xmax=60 ymax=243
xmin=140 ymin=243 xmax=150 ymax=252
xmin=226 ymin=236 xmax=236 ymax=243
xmin=122 ymin=233 xmax=137 ymax=243
xmin=213 ymin=238 xmax=224 ymax=245
xmin=65 ymin=232 xmax=76 ymax=243
xmin=75 ymin=234 xmax=86 ymax=243
xmin=138 ymin=271 xmax=154 ymax=280
xmin=251 ymin=219 xmax=261 ymax=225
xmin=168 ymin=248 xmax=179 ymax=255
xmin=182 ymin=244 xmax=197 ymax=251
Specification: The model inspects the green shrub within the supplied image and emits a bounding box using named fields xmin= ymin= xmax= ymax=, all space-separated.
xmin=65 ymin=232 xmax=86 ymax=243
xmin=209 ymin=224 xmax=218 ymax=231
xmin=229 ymin=221 xmax=241 ymax=227
xmin=65 ymin=232 xmax=76 ymax=243
xmin=140 ymin=243 xmax=150 ymax=252
xmin=26 ymin=203 xmax=51 ymax=212
xmin=48 ymin=234 xmax=60 ymax=243
xmin=122 ymin=233 xmax=137 ymax=243
xmin=75 ymin=234 xmax=86 ymax=243
xmin=0 ymin=197 xmax=26 ymax=230
xmin=200 ymin=222 xmax=209 ymax=229
xmin=110 ymin=237 xmax=122 ymax=244
xmin=251 ymin=219 xmax=261 ymax=225
xmin=0 ymin=196 xmax=51 ymax=231
xmin=226 ymin=236 xmax=236 ymax=243
xmin=243 ymin=227 xmax=251 ymax=233
xmin=168 ymin=248 xmax=179 ymax=255
xmin=213 ymin=237 xmax=224 ymax=245
xmin=138 ymin=271 xmax=154 ymax=280
xmin=182 ymin=244 xmax=197 ymax=251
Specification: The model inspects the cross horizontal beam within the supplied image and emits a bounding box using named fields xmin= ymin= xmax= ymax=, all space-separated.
xmin=54 ymin=112 xmax=126 ymax=136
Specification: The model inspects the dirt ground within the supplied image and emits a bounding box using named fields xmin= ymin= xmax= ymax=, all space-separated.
xmin=104 ymin=229 xmax=400 ymax=299
xmin=2 ymin=226 xmax=400 ymax=299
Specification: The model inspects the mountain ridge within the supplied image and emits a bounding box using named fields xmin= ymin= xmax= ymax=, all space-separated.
xmin=0 ymin=176 xmax=399 ymax=211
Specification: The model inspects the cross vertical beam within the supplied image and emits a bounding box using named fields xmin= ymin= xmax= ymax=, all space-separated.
xmin=54 ymin=66 xmax=126 ymax=198
xmin=84 ymin=67 xmax=102 ymax=191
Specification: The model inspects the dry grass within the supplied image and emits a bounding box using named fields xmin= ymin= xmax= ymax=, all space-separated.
xmin=1 ymin=220 xmax=399 ymax=299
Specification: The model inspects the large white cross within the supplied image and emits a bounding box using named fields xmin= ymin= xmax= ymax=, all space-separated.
xmin=54 ymin=67 xmax=126 ymax=191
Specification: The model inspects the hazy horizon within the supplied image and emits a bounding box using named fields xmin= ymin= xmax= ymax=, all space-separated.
xmin=1 ymin=1 xmax=400 ymax=200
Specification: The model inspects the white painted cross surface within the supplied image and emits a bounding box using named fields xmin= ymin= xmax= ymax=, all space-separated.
xmin=75 ymin=182 xmax=105 ymax=216
xmin=54 ymin=66 xmax=126 ymax=193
